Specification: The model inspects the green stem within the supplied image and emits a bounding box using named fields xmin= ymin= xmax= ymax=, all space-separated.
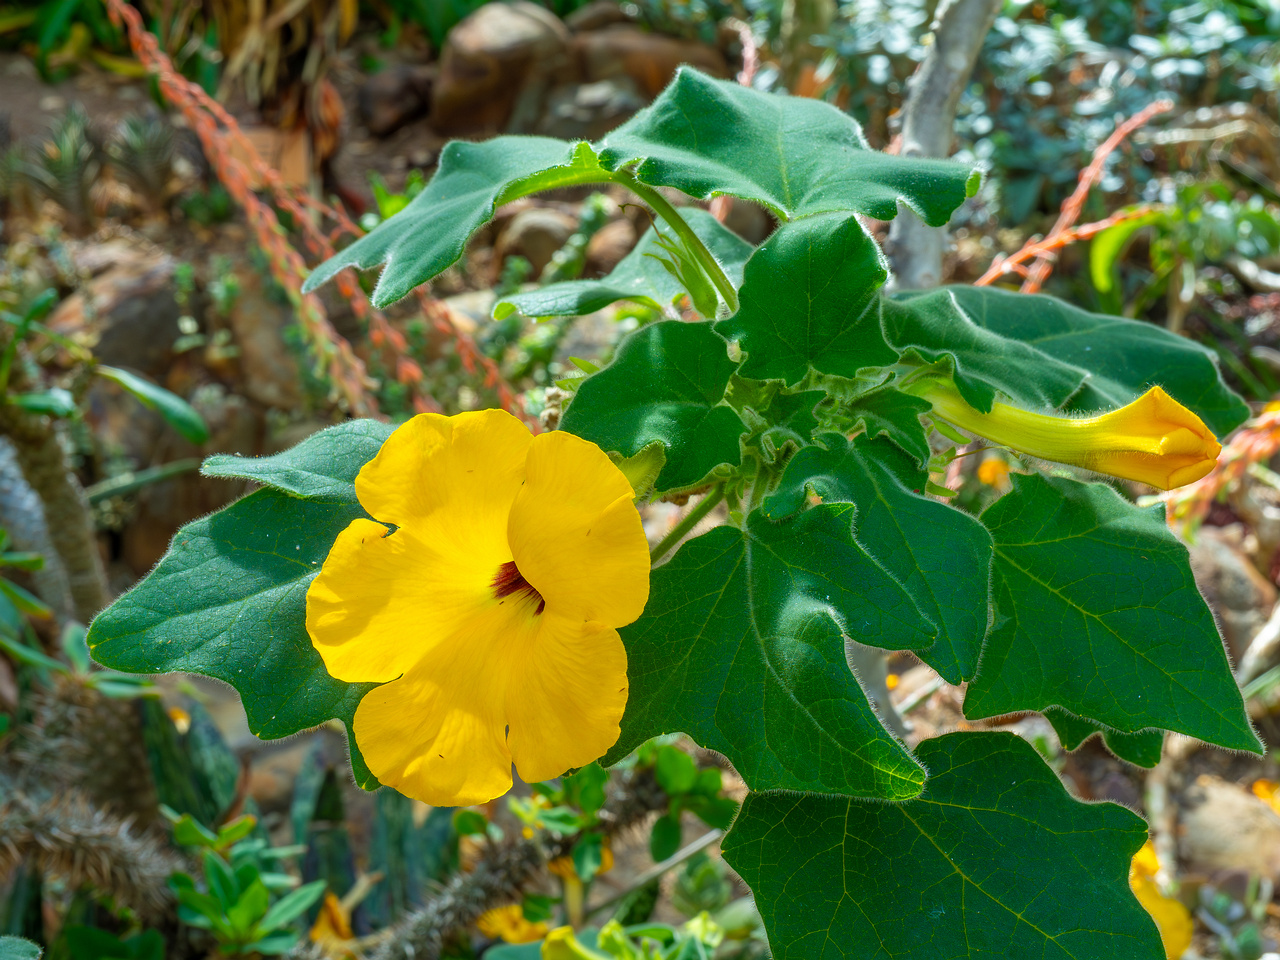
xmin=650 ymin=485 xmax=725 ymax=565
xmin=613 ymin=173 xmax=740 ymax=314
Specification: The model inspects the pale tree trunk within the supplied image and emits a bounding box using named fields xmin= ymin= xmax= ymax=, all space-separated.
xmin=887 ymin=0 xmax=1003 ymax=290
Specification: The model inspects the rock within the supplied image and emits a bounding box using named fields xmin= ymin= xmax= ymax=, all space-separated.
xmin=537 ymin=77 xmax=646 ymax=140
xmin=565 ymin=0 xmax=635 ymax=31
xmin=431 ymin=1 xmax=575 ymax=135
xmin=585 ymin=217 xmax=637 ymax=274
xmin=1181 ymin=775 xmax=1280 ymax=879
xmin=573 ymin=25 xmax=729 ymax=98
xmin=224 ymin=270 xmax=304 ymax=410
xmin=45 ymin=239 xmax=188 ymax=379
xmin=357 ymin=64 xmax=435 ymax=137
xmin=1189 ymin=525 xmax=1276 ymax=662
xmin=495 ymin=208 xmax=577 ymax=276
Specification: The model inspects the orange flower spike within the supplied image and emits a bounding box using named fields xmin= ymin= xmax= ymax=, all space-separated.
xmin=306 ymin=409 xmax=650 ymax=806
xmin=918 ymin=381 xmax=1222 ymax=491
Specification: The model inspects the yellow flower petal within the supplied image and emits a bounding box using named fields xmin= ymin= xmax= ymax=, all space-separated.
xmin=918 ymin=381 xmax=1221 ymax=491
xmin=1129 ymin=842 xmax=1192 ymax=960
xmin=306 ymin=410 xmax=650 ymax=806
xmin=509 ymin=430 xmax=650 ymax=627
xmin=476 ymin=904 xmax=548 ymax=944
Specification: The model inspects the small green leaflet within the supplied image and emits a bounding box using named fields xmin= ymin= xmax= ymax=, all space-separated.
xmin=1044 ymin=706 xmax=1165 ymax=769
xmin=845 ymin=387 xmax=932 ymax=466
xmin=605 ymin=507 xmax=930 ymax=800
xmin=88 ymin=493 xmax=380 ymax=788
xmin=597 ymin=68 xmax=977 ymax=225
xmin=304 ymin=139 xmax=601 ymax=306
xmin=966 ymin=474 xmax=1260 ymax=754
xmin=716 ymin=213 xmax=896 ymax=385
xmin=762 ymin=433 xmax=992 ymax=683
xmin=723 ymin=732 xmax=1164 ymax=960
xmin=494 ymin=208 xmax=752 ymax=320
xmin=98 ymin=365 xmax=210 ymax=445
xmin=202 ymin=419 xmax=395 ymax=503
xmin=0 ymin=938 xmax=41 ymax=960
xmin=560 ymin=320 xmax=747 ymax=494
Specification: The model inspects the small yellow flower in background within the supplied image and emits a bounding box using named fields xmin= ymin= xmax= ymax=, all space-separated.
xmin=976 ymin=457 xmax=1011 ymax=490
xmin=918 ymin=381 xmax=1221 ymax=490
xmin=542 ymin=926 xmax=611 ymax=960
xmin=309 ymin=892 xmax=354 ymax=953
xmin=306 ymin=409 xmax=650 ymax=806
xmin=1129 ymin=840 xmax=1193 ymax=960
xmin=476 ymin=904 xmax=549 ymax=944
xmin=1251 ymin=777 xmax=1280 ymax=814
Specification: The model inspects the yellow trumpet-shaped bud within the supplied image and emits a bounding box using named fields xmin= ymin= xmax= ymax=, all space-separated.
xmin=917 ymin=381 xmax=1222 ymax=491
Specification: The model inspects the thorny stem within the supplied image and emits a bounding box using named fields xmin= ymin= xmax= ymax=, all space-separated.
xmin=650 ymin=485 xmax=726 ymax=565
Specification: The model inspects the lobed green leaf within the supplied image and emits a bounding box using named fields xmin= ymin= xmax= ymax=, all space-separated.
xmin=723 ymin=731 xmax=1163 ymax=960
xmin=605 ymin=507 xmax=931 ymax=799
xmin=1043 ymin=706 xmax=1165 ymax=769
xmin=966 ymin=474 xmax=1260 ymax=753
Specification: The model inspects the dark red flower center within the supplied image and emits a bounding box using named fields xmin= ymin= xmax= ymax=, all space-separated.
xmin=491 ymin=560 xmax=545 ymax=615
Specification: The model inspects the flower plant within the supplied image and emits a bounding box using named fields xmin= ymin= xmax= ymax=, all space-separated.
xmin=88 ymin=68 xmax=1257 ymax=958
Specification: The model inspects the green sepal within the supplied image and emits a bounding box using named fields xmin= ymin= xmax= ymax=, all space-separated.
xmin=715 ymin=213 xmax=895 ymax=385
xmin=87 ymin=487 xmax=380 ymax=788
xmin=605 ymin=508 xmax=931 ymax=800
xmin=495 ymin=208 xmax=752 ymax=321
xmin=202 ymin=420 xmax=395 ymax=503
xmin=761 ymin=432 xmax=992 ymax=682
xmin=597 ymin=68 xmax=976 ymax=225
xmin=967 ymin=473 xmax=1260 ymax=753
xmin=560 ymin=320 xmax=747 ymax=494
xmin=722 ymin=731 xmax=1164 ymax=960
xmin=1044 ymin=706 xmax=1165 ymax=768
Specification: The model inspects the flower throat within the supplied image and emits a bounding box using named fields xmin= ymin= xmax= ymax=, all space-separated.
xmin=491 ymin=561 xmax=545 ymax=614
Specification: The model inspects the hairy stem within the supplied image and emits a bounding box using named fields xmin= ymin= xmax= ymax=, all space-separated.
xmin=650 ymin=486 xmax=726 ymax=565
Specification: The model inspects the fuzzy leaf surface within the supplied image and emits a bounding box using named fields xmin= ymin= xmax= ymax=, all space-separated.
xmin=762 ymin=433 xmax=991 ymax=682
xmin=722 ymin=732 xmax=1163 ymax=960
xmin=967 ymin=474 xmax=1259 ymax=753
xmin=87 ymin=488 xmax=379 ymax=787
xmin=716 ymin=213 xmax=895 ymax=385
xmin=946 ymin=285 xmax=1248 ymax=436
xmin=845 ymin=387 xmax=933 ymax=465
xmin=560 ymin=320 xmax=746 ymax=493
xmin=598 ymin=68 xmax=977 ymax=224
xmin=495 ymin=208 xmax=752 ymax=319
xmin=201 ymin=420 xmax=394 ymax=503
xmin=305 ymin=140 xmax=604 ymax=306
xmin=1044 ymin=707 xmax=1164 ymax=768
xmin=604 ymin=508 xmax=931 ymax=799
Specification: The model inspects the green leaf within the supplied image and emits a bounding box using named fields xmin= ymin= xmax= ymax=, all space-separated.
xmin=0 ymin=937 xmax=42 ymax=960
xmin=654 ymin=745 xmax=698 ymax=795
xmin=453 ymin=809 xmax=488 ymax=837
xmin=754 ymin=388 xmax=825 ymax=460
xmin=845 ymin=387 xmax=932 ymax=465
xmin=561 ymin=321 xmax=746 ymax=494
xmin=87 ymin=488 xmax=380 ymax=788
xmin=227 ymin=879 xmax=271 ymax=934
xmin=0 ymin=577 xmax=52 ymax=618
xmin=305 ymin=140 xmax=606 ymax=306
xmin=201 ymin=419 xmax=394 ymax=503
xmin=572 ymin=832 xmax=605 ymax=882
xmin=9 ymin=388 xmax=75 ymax=417
xmin=242 ymin=934 xmax=299 ymax=956
xmin=605 ymin=508 xmax=929 ymax=799
xmin=967 ymin=474 xmax=1260 ymax=753
xmin=1089 ymin=208 xmax=1164 ymax=296
xmin=761 ymin=433 xmax=992 ymax=683
xmin=883 ymin=290 xmax=1084 ymax=414
xmin=62 ymin=926 xmax=128 ymax=960
xmin=597 ymin=68 xmax=975 ymax=226
xmin=650 ymin=814 xmax=682 ymax=862
xmin=205 ymin=849 xmax=240 ymax=908
xmin=945 ymin=285 xmax=1249 ymax=436
xmin=1044 ymin=706 xmax=1164 ymax=768
xmin=722 ymin=731 xmax=1163 ymax=960
xmin=565 ymin=762 xmax=608 ymax=818
xmin=258 ymin=880 xmax=326 ymax=932
xmin=97 ymin=365 xmax=210 ymax=445
xmin=495 ymin=208 xmax=752 ymax=320
xmin=715 ymin=214 xmax=894 ymax=385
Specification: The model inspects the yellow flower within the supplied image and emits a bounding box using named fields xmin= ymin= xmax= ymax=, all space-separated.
xmin=1129 ymin=840 xmax=1193 ymax=960
xmin=918 ymin=381 xmax=1221 ymax=490
xmin=477 ymin=904 xmax=550 ymax=944
xmin=976 ymin=458 xmax=1011 ymax=490
xmin=306 ymin=409 xmax=650 ymax=806
xmin=542 ymin=926 xmax=611 ymax=960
